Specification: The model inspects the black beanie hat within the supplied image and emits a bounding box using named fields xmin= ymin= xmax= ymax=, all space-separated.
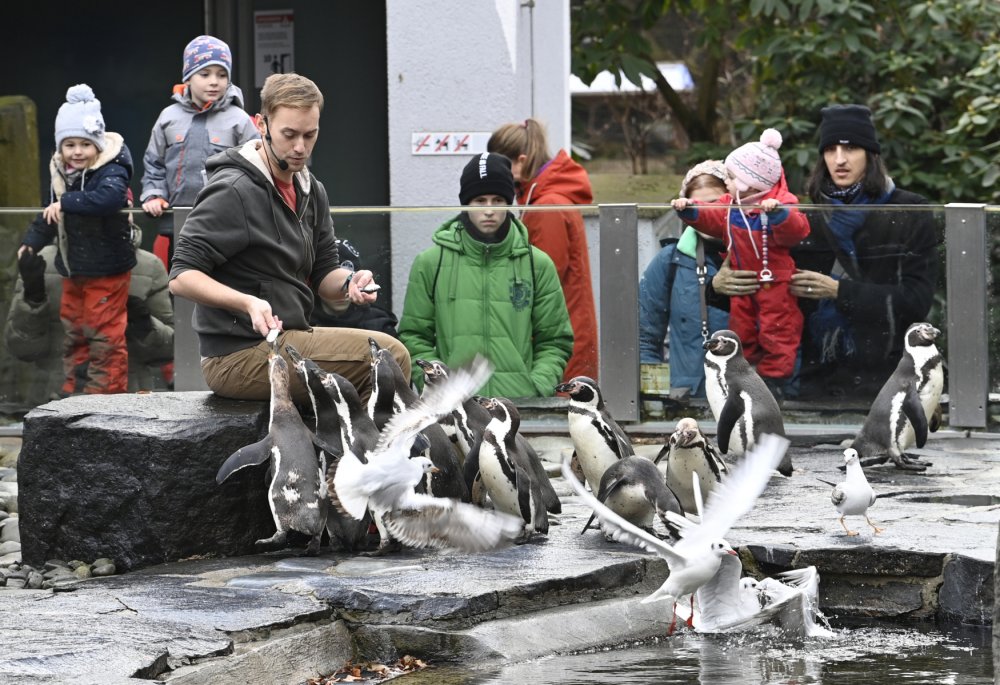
xmin=818 ymin=104 xmax=881 ymax=154
xmin=459 ymin=152 xmax=515 ymax=205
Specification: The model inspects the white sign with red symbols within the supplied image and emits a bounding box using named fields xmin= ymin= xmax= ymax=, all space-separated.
xmin=411 ymin=132 xmax=492 ymax=155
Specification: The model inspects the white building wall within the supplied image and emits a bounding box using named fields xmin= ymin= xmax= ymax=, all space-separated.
xmin=386 ymin=0 xmax=571 ymax=317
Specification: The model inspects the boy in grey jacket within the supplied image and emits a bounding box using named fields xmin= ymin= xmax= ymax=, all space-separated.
xmin=140 ymin=35 xmax=258 ymax=250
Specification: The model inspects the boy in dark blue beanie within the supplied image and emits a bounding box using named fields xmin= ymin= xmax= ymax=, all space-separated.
xmin=398 ymin=152 xmax=573 ymax=397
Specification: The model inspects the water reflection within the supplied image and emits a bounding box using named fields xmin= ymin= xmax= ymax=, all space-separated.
xmin=422 ymin=621 xmax=991 ymax=685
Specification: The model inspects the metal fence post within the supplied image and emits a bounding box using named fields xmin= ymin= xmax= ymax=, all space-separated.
xmin=170 ymin=208 xmax=210 ymax=391
xmin=598 ymin=204 xmax=639 ymax=421
xmin=945 ymin=203 xmax=988 ymax=428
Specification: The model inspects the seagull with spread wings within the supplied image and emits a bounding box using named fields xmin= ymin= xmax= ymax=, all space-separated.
xmin=562 ymin=433 xmax=789 ymax=634
xmin=332 ymin=355 xmax=522 ymax=552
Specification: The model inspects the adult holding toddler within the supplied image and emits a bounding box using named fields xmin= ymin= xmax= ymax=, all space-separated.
xmin=672 ymin=129 xmax=810 ymax=394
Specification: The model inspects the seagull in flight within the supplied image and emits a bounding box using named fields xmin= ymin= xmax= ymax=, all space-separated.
xmin=562 ymin=433 xmax=789 ymax=634
xmin=332 ymin=356 xmax=522 ymax=552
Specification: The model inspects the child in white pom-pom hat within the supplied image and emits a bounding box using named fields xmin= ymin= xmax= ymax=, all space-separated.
xmin=18 ymin=84 xmax=136 ymax=395
xmin=672 ymin=128 xmax=810 ymax=392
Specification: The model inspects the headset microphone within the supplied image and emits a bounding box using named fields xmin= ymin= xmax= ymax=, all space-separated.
xmin=263 ymin=117 xmax=290 ymax=171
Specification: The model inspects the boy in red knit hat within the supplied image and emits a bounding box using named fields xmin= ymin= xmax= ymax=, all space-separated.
xmin=672 ymin=129 xmax=810 ymax=394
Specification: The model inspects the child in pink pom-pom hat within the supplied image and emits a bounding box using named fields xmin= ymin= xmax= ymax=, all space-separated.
xmin=672 ymin=128 xmax=810 ymax=392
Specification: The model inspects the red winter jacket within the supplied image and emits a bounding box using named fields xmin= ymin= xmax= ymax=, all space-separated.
xmin=517 ymin=149 xmax=599 ymax=382
xmin=680 ymin=172 xmax=810 ymax=282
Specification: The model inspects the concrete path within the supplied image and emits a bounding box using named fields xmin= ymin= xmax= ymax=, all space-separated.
xmin=0 ymin=432 xmax=996 ymax=684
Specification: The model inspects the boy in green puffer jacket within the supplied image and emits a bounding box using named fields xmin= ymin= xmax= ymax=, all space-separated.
xmin=399 ymin=152 xmax=573 ymax=398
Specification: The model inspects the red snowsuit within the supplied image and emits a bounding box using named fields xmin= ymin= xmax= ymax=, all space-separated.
xmin=517 ymin=149 xmax=599 ymax=382
xmin=679 ymin=173 xmax=809 ymax=379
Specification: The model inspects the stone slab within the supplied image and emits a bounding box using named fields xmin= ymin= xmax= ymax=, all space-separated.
xmin=18 ymin=392 xmax=273 ymax=572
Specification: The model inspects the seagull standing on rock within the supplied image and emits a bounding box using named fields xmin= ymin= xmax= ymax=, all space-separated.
xmin=819 ymin=448 xmax=883 ymax=537
xmin=562 ymin=433 xmax=789 ymax=634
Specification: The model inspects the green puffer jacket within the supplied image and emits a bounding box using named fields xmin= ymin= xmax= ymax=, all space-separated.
xmin=399 ymin=215 xmax=573 ymax=398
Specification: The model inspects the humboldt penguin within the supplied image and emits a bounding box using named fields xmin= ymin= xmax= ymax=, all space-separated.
xmin=555 ymin=376 xmax=634 ymax=493
xmin=368 ymin=338 xmax=469 ymax=502
xmin=703 ymin=330 xmax=792 ymax=476
xmin=332 ymin=356 xmax=521 ymax=551
xmin=654 ymin=417 xmax=729 ymax=513
xmin=285 ymin=344 xmax=374 ymax=551
xmin=215 ymin=350 xmax=330 ymax=554
xmin=474 ymin=397 xmax=561 ymax=540
xmin=851 ymin=322 xmax=944 ymax=472
xmin=583 ymin=455 xmax=685 ymax=540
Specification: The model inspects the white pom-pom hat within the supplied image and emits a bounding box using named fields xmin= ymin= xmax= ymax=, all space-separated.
xmin=725 ymin=128 xmax=784 ymax=193
xmin=54 ymin=84 xmax=106 ymax=152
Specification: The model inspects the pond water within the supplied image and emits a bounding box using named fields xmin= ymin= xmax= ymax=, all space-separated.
xmin=408 ymin=620 xmax=992 ymax=685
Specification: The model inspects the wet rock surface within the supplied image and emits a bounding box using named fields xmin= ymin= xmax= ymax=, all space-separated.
xmin=0 ymin=426 xmax=996 ymax=683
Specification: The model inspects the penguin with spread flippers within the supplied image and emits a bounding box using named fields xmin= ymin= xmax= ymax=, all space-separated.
xmin=215 ymin=349 xmax=332 ymax=555
xmin=703 ymin=330 xmax=792 ymax=476
xmin=473 ymin=397 xmax=561 ymax=540
xmin=368 ymin=339 xmax=470 ymax=502
xmin=555 ymin=376 xmax=634 ymax=493
xmin=285 ymin=344 xmax=375 ymax=552
xmin=654 ymin=417 xmax=729 ymax=514
xmin=851 ymin=322 xmax=944 ymax=472
xmin=582 ymin=455 xmax=685 ymax=540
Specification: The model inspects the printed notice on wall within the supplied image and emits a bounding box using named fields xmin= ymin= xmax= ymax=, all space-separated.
xmin=411 ymin=132 xmax=492 ymax=155
xmin=255 ymin=10 xmax=295 ymax=88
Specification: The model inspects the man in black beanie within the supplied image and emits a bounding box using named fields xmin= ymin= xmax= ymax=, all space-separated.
xmin=784 ymin=103 xmax=940 ymax=413
xmin=398 ymin=152 xmax=573 ymax=397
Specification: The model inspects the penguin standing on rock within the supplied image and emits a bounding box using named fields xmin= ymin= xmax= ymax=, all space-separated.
xmin=285 ymin=344 xmax=375 ymax=552
xmin=703 ymin=330 xmax=792 ymax=476
xmin=368 ymin=338 xmax=469 ymax=502
xmin=851 ymin=322 xmax=944 ymax=472
xmin=215 ymin=350 xmax=331 ymax=555
xmin=654 ymin=417 xmax=729 ymax=514
xmin=555 ymin=376 xmax=634 ymax=493
xmin=473 ymin=397 xmax=561 ymax=540
xmin=583 ymin=456 xmax=685 ymax=540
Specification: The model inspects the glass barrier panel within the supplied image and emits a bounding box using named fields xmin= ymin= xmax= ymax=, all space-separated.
xmin=0 ymin=201 xmax=987 ymax=432
xmin=988 ymin=207 xmax=1000 ymax=396
xmin=632 ymin=202 xmax=949 ymax=425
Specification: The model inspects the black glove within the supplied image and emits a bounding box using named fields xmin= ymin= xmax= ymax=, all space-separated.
xmin=126 ymin=295 xmax=154 ymax=339
xmin=18 ymin=250 xmax=47 ymax=305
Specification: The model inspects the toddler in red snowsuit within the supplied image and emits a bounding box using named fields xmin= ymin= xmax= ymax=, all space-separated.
xmin=673 ymin=128 xmax=810 ymax=383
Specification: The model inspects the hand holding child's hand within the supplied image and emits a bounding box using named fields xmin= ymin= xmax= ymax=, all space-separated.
xmin=672 ymin=198 xmax=692 ymax=212
xmin=761 ymin=198 xmax=780 ymax=213
xmin=42 ymin=201 xmax=62 ymax=225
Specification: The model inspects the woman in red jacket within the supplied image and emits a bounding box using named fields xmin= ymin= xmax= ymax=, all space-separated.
xmin=488 ymin=119 xmax=598 ymax=382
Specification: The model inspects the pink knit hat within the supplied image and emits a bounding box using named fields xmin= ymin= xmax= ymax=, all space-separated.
xmin=725 ymin=129 xmax=783 ymax=193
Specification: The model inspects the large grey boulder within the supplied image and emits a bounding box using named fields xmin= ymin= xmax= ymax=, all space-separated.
xmin=19 ymin=392 xmax=276 ymax=572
